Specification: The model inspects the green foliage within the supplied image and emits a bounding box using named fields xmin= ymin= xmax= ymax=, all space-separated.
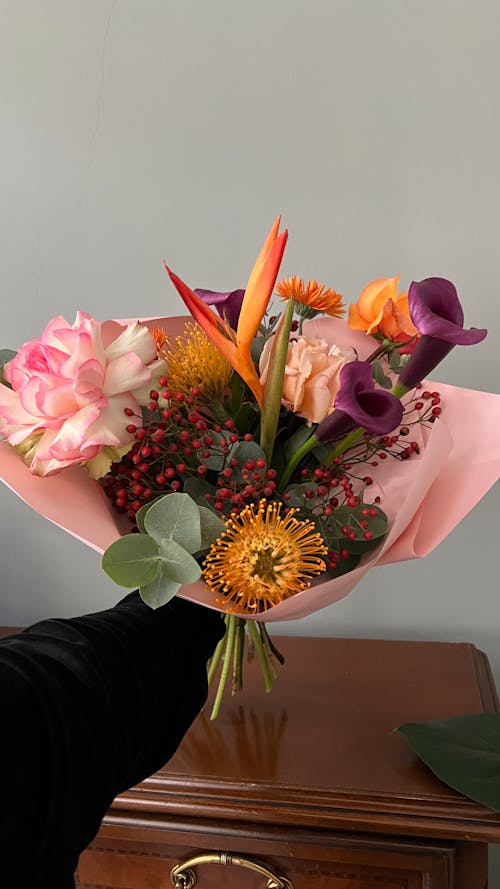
xmin=283 ymin=423 xmax=316 ymax=464
xmin=144 ymin=492 xmax=201 ymax=553
xmin=397 ymin=714 xmax=500 ymax=813
xmin=335 ymin=504 xmax=387 ymax=554
xmin=157 ymin=537 xmax=201 ymax=583
xmin=101 ymin=534 xmax=160 ymax=588
xmin=372 ymin=359 xmax=392 ymax=389
xmin=0 ymin=348 xmax=16 ymax=387
xmin=230 ymin=439 xmax=267 ymax=468
xmin=197 ymin=506 xmax=226 ymax=550
xmin=139 ymin=569 xmax=181 ymax=609
xmin=101 ymin=492 xmax=227 ymax=609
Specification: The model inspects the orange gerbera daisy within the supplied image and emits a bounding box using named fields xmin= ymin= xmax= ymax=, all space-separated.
xmin=276 ymin=275 xmax=344 ymax=318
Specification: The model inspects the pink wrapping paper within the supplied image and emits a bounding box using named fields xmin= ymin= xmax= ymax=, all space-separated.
xmin=1 ymin=315 xmax=499 ymax=622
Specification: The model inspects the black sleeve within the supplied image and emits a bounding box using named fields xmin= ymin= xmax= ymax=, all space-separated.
xmin=0 ymin=592 xmax=225 ymax=889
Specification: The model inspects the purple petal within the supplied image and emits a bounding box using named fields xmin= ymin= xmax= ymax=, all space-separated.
xmin=334 ymin=361 xmax=374 ymax=408
xmin=353 ymin=390 xmax=404 ymax=434
xmin=397 ymin=335 xmax=454 ymax=391
xmin=316 ymin=361 xmax=403 ymax=442
xmin=315 ymin=409 xmax=357 ymax=444
xmin=409 ymin=278 xmax=487 ymax=345
xmin=194 ymin=288 xmax=245 ymax=331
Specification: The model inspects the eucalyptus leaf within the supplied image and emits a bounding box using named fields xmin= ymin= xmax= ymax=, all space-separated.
xmin=135 ymin=497 xmax=164 ymax=534
xmin=183 ymin=476 xmax=215 ymax=505
xmin=230 ymin=439 xmax=267 ymax=469
xmin=397 ymin=714 xmax=500 ymax=813
xmin=198 ymin=506 xmax=226 ymax=550
xmin=159 ymin=537 xmax=202 ymax=584
xmin=139 ymin=567 xmax=181 ymax=609
xmin=101 ymin=534 xmax=160 ymax=588
xmin=144 ymin=492 xmax=201 ymax=553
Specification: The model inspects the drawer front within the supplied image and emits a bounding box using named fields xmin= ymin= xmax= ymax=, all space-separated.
xmin=76 ymin=828 xmax=454 ymax=889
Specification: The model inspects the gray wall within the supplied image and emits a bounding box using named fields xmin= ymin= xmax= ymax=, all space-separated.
xmin=1 ymin=0 xmax=500 ymax=876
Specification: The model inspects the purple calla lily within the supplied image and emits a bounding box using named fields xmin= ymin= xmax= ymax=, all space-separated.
xmin=316 ymin=361 xmax=404 ymax=443
xmin=396 ymin=278 xmax=487 ymax=392
xmin=194 ymin=288 xmax=245 ymax=332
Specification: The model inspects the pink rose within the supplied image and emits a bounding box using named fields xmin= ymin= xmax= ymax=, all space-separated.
xmin=0 ymin=312 xmax=166 ymax=476
xmin=259 ymin=335 xmax=352 ymax=424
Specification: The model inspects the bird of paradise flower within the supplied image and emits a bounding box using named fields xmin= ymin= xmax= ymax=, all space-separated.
xmin=165 ymin=218 xmax=288 ymax=407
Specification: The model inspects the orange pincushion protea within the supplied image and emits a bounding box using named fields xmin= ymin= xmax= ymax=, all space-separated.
xmin=203 ymin=499 xmax=327 ymax=613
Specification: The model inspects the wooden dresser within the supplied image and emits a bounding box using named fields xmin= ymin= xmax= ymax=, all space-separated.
xmin=2 ymin=627 xmax=500 ymax=887
xmin=73 ymin=636 xmax=500 ymax=889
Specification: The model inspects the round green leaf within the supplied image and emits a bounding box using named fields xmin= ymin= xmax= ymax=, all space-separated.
xmin=144 ymin=492 xmax=201 ymax=553
xmin=101 ymin=534 xmax=160 ymax=588
xmin=197 ymin=506 xmax=226 ymax=551
xmin=159 ymin=537 xmax=202 ymax=584
xmin=140 ymin=567 xmax=180 ymax=609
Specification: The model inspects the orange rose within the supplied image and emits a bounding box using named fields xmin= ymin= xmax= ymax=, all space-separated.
xmin=348 ymin=276 xmax=418 ymax=351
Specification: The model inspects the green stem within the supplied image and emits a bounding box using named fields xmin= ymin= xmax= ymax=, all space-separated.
xmin=232 ymin=617 xmax=246 ymax=693
xmin=260 ymin=623 xmax=285 ymax=666
xmin=323 ymin=428 xmax=365 ymax=465
xmin=278 ymin=432 xmax=319 ymax=492
xmin=247 ymin=620 xmax=273 ymax=693
xmin=210 ymin=613 xmax=237 ymax=720
xmin=260 ymin=299 xmax=295 ymax=464
xmin=298 ymin=315 xmax=304 ymax=336
xmin=207 ymin=628 xmax=227 ymax=687
xmin=392 ymin=380 xmax=409 ymax=398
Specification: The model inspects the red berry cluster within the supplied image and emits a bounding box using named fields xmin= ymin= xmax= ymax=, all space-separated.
xmin=206 ymin=462 xmax=279 ymax=517
xmin=102 ymin=379 xmax=253 ymax=526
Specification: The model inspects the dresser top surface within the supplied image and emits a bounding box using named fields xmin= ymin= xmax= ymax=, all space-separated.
xmin=138 ymin=635 xmax=500 ymax=839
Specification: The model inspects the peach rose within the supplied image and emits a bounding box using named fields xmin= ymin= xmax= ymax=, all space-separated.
xmin=259 ymin=335 xmax=352 ymax=424
xmin=348 ymin=276 xmax=418 ymax=352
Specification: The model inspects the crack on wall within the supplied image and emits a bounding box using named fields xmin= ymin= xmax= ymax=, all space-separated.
xmin=86 ymin=0 xmax=119 ymax=178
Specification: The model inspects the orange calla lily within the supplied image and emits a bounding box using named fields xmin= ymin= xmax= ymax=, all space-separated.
xmin=165 ymin=218 xmax=288 ymax=406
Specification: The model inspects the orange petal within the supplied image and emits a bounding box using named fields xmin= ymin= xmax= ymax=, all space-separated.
xmin=348 ymin=303 xmax=368 ymax=330
xmin=238 ymin=226 xmax=288 ymax=348
xmin=165 ymin=265 xmax=263 ymax=405
xmin=357 ymin=276 xmax=400 ymax=333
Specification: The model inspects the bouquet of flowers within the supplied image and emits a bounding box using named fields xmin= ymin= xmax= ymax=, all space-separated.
xmin=1 ymin=219 xmax=499 ymax=730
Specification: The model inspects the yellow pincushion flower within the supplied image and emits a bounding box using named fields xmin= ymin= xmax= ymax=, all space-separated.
xmin=161 ymin=322 xmax=233 ymax=400
xmin=203 ymin=499 xmax=327 ymax=613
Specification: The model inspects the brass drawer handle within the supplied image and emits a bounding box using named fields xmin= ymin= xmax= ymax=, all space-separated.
xmin=170 ymin=851 xmax=294 ymax=888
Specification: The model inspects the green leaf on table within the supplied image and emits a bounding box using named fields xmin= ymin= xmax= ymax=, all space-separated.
xmin=397 ymin=713 xmax=500 ymax=813
xmin=101 ymin=534 xmax=160 ymax=587
xmin=144 ymin=492 xmax=201 ymax=553
xmin=158 ymin=537 xmax=202 ymax=584
xmin=198 ymin=506 xmax=226 ymax=550
xmin=139 ymin=566 xmax=181 ymax=609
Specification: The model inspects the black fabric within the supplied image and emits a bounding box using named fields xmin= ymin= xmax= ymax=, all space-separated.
xmin=0 ymin=593 xmax=224 ymax=889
